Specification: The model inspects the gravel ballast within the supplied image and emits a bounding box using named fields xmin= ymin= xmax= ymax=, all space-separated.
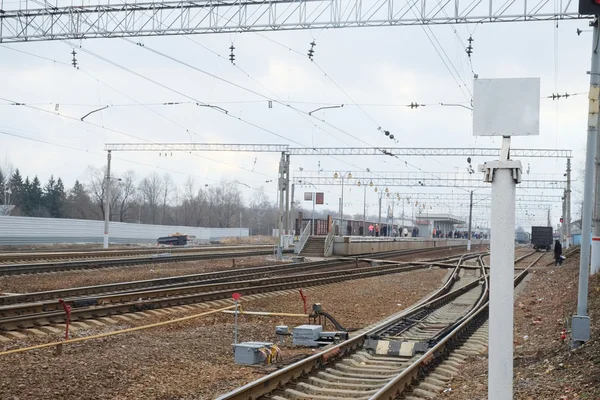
xmin=0 ymin=267 xmax=448 ymax=400
xmin=0 ymin=256 xmax=277 ymax=293
xmin=441 ymin=251 xmax=600 ymax=400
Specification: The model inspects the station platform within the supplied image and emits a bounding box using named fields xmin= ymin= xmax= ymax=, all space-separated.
xmin=331 ymin=236 xmax=487 ymax=256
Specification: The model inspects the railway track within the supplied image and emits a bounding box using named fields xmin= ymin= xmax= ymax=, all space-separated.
xmin=0 ymin=249 xmax=477 ymax=331
xmin=216 ymin=251 xmax=545 ymax=400
xmin=0 ymin=248 xmax=292 ymax=275
xmin=0 ymin=242 xmax=486 ymax=276
xmin=0 ymin=244 xmax=276 ymax=265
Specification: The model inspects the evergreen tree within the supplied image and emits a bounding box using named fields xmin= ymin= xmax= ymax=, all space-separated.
xmin=21 ymin=176 xmax=31 ymax=214
xmin=8 ymin=169 xmax=24 ymax=207
xmin=43 ymin=176 xmax=66 ymax=218
xmin=67 ymin=180 xmax=92 ymax=219
xmin=29 ymin=176 xmax=44 ymax=216
xmin=55 ymin=178 xmax=66 ymax=217
xmin=0 ymin=170 xmax=4 ymax=205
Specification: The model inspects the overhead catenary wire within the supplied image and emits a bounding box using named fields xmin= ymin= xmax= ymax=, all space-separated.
xmin=1 ymin=41 xmax=382 ymax=182
xmin=250 ymin=33 xmax=479 ymax=183
xmin=0 ymin=128 xmax=276 ymax=190
xmin=0 ymin=45 xmax=279 ymax=179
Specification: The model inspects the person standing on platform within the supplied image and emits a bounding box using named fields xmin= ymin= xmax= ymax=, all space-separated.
xmin=369 ymin=224 xmax=374 ymax=236
xmin=375 ymin=224 xmax=380 ymax=237
xmin=554 ymin=239 xmax=563 ymax=266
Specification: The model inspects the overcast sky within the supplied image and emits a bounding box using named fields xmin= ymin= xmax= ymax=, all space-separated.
xmin=0 ymin=14 xmax=592 ymax=229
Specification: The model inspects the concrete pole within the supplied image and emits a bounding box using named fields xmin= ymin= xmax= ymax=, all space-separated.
xmin=239 ymin=211 xmax=242 ymax=239
xmin=566 ymin=158 xmax=572 ymax=249
xmin=103 ymin=150 xmax=112 ymax=249
xmin=573 ymin=17 xmax=599 ymax=345
xmin=312 ymin=192 xmax=315 ymax=235
xmin=363 ymin=185 xmax=367 ymax=236
xmin=284 ymin=154 xmax=290 ymax=236
xmin=391 ymin=201 xmax=395 ymax=237
xmin=467 ymin=190 xmax=473 ymax=251
xmin=487 ymin=137 xmax=521 ymax=400
xmin=290 ymin=183 xmax=295 ymax=236
xmin=562 ymin=190 xmax=567 ymax=248
xmin=378 ymin=195 xmax=382 ymax=233
xmin=593 ymin=80 xmax=600 ymax=274
xmin=276 ymin=153 xmax=284 ymax=260
xmin=340 ymin=176 xmax=344 ymax=235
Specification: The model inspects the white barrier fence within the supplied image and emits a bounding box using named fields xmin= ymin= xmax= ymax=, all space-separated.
xmin=0 ymin=216 xmax=248 ymax=245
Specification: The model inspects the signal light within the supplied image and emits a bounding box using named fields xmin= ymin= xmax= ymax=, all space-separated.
xmin=560 ymin=217 xmax=564 ymax=223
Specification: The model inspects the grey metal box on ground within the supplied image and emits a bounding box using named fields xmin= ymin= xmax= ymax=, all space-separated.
xmin=292 ymin=325 xmax=322 ymax=346
xmin=233 ymin=342 xmax=273 ymax=365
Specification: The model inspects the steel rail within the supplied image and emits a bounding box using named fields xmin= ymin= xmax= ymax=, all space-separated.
xmin=0 ymin=259 xmax=348 ymax=306
xmin=215 ymin=251 xmax=542 ymax=400
xmin=215 ymin=254 xmax=475 ymax=400
xmin=0 ymin=261 xmax=430 ymax=318
xmin=0 ymin=243 xmax=473 ymax=275
xmin=368 ymin=252 xmax=544 ymax=399
xmin=0 ymin=253 xmax=467 ymax=307
xmin=0 ymin=249 xmax=292 ymax=275
xmin=0 ymin=253 xmax=480 ymax=330
xmin=0 ymin=245 xmax=274 ymax=262
xmin=0 ymin=260 xmax=454 ymax=331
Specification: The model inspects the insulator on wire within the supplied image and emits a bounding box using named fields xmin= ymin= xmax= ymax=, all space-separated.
xmin=229 ymin=45 xmax=235 ymax=64
xmin=466 ymin=35 xmax=474 ymax=58
xmin=71 ymin=49 xmax=78 ymax=69
xmin=308 ymin=41 xmax=316 ymax=61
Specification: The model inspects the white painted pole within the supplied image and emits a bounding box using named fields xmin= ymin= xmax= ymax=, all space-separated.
xmin=486 ymin=137 xmax=521 ymax=400
xmin=234 ymin=300 xmax=239 ymax=344
xmin=467 ymin=190 xmax=473 ymax=251
xmin=103 ymin=150 xmax=112 ymax=249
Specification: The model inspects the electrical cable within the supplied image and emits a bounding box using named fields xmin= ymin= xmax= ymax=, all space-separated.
xmin=0 ymin=45 xmax=285 ymax=179
xmin=0 ymin=128 xmax=275 ymax=190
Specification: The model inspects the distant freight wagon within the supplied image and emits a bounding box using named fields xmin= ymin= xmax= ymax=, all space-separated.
xmin=157 ymin=235 xmax=188 ymax=246
xmin=531 ymin=226 xmax=553 ymax=251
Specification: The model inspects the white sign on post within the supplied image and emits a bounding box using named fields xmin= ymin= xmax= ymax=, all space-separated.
xmin=473 ymin=78 xmax=540 ymax=137
xmin=473 ymin=77 xmax=540 ymax=400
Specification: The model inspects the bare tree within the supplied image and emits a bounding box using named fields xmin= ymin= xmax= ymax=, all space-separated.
xmin=116 ymin=171 xmax=137 ymax=222
xmin=208 ymin=181 xmax=243 ymax=228
xmin=161 ymin=173 xmax=174 ymax=224
xmin=86 ymin=166 xmax=106 ymax=220
xmin=249 ymin=187 xmax=273 ymax=235
xmin=139 ymin=172 xmax=163 ymax=224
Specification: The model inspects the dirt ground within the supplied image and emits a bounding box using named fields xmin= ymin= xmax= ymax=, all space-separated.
xmin=0 ymin=256 xmax=279 ymax=293
xmin=0 ymin=267 xmax=448 ymax=400
xmin=442 ymin=251 xmax=600 ymax=400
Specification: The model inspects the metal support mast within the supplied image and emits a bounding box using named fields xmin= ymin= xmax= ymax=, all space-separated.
xmin=276 ymin=153 xmax=286 ymax=260
xmin=284 ymin=154 xmax=291 ymax=237
xmin=103 ymin=150 xmax=112 ymax=249
xmin=566 ymin=158 xmax=572 ymax=249
xmin=573 ymin=17 xmax=599 ymax=346
xmin=467 ymin=190 xmax=473 ymax=251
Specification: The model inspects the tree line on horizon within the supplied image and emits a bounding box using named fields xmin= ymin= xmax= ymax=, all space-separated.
xmin=0 ymin=164 xmax=283 ymax=234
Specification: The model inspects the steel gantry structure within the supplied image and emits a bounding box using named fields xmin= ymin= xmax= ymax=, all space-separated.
xmin=390 ymin=192 xmax=563 ymax=203
xmin=103 ymin=143 xmax=572 ymax=254
xmin=104 ymin=143 xmax=572 ymax=158
xmin=293 ymin=173 xmax=568 ymax=189
xmin=0 ymin=0 xmax=585 ymax=43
